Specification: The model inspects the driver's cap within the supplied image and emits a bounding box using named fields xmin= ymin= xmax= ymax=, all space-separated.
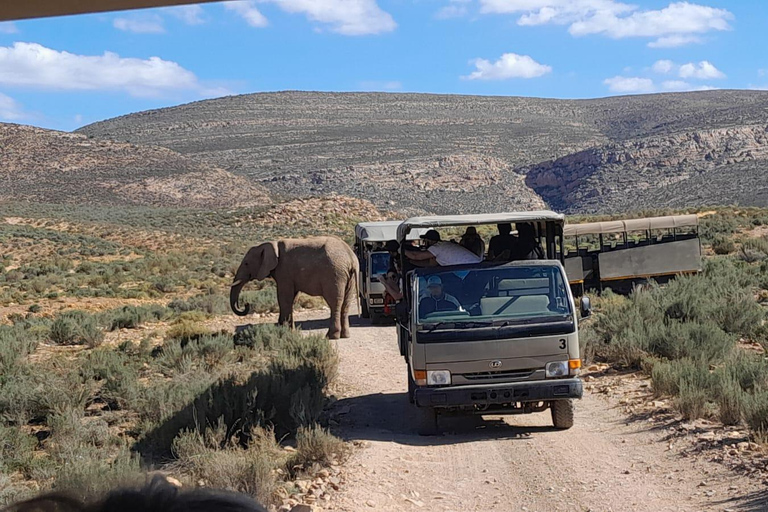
xmin=426 ymin=276 xmax=443 ymax=287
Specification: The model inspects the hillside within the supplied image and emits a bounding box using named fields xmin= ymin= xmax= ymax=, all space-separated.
xmin=0 ymin=123 xmax=270 ymax=208
xmin=76 ymin=90 xmax=768 ymax=213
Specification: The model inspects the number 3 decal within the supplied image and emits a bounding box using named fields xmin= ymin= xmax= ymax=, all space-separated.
xmin=559 ymin=339 xmax=567 ymax=350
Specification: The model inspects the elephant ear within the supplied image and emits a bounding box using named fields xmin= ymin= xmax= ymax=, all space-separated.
xmin=255 ymin=241 xmax=279 ymax=280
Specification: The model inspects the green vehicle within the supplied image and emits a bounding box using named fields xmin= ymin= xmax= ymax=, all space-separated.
xmin=394 ymin=212 xmax=589 ymax=435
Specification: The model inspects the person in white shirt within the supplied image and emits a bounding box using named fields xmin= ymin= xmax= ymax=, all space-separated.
xmin=405 ymin=230 xmax=483 ymax=267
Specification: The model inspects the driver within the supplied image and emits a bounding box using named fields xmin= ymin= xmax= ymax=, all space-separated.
xmin=419 ymin=276 xmax=462 ymax=318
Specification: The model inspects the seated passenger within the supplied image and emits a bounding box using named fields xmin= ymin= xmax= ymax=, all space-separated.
xmin=419 ymin=276 xmax=462 ymax=317
xmin=488 ymin=223 xmax=517 ymax=261
xmin=405 ymin=230 xmax=482 ymax=267
xmin=459 ymin=226 xmax=485 ymax=259
xmin=381 ymin=270 xmax=403 ymax=301
xmin=512 ymin=223 xmax=544 ymax=260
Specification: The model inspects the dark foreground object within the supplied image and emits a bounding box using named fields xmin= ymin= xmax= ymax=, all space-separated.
xmin=3 ymin=477 xmax=268 ymax=512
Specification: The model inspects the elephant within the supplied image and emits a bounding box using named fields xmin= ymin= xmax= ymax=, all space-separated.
xmin=230 ymin=236 xmax=359 ymax=339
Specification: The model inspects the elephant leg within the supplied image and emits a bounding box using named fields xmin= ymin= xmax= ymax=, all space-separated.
xmin=340 ymin=295 xmax=351 ymax=339
xmin=276 ymin=285 xmax=296 ymax=329
xmin=326 ymin=292 xmax=343 ymax=340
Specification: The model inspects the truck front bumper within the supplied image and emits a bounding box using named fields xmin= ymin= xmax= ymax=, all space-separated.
xmin=414 ymin=378 xmax=583 ymax=408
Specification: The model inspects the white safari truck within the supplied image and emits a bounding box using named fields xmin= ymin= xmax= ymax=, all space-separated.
xmin=354 ymin=221 xmax=426 ymax=323
xmin=394 ymin=212 xmax=589 ymax=435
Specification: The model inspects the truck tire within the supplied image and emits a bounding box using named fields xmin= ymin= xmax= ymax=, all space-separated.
xmin=551 ymin=400 xmax=574 ymax=429
xmin=416 ymin=406 xmax=438 ymax=436
xmin=370 ymin=310 xmax=381 ymax=325
xmin=361 ymin=300 xmax=370 ymax=319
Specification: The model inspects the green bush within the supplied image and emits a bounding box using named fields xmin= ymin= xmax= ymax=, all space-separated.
xmin=103 ymin=305 xmax=169 ymax=331
xmin=742 ymin=390 xmax=768 ymax=434
xmin=50 ymin=311 xmax=104 ymax=347
xmin=711 ymin=236 xmax=735 ymax=255
xmin=287 ymin=424 xmax=344 ymax=473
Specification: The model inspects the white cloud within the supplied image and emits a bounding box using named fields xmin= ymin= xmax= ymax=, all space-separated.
xmin=648 ymin=34 xmax=703 ymax=48
xmin=0 ymin=92 xmax=24 ymax=120
xmin=0 ymin=22 xmax=19 ymax=34
xmin=113 ymin=15 xmax=165 ymax=34
xmin=436 ymin=0 xmax=471 ymax=19
xmin=463 ymin=53 xmax=552 ymax=80
xmin=759 ymin=69 xmax=768 ymax=77
xmin=359 ymin=80 xmax=402 ymax=90
xmin=0 ymin=42 xmax=225 ymax=98
xmin=166 ymin=4 xmax=206 ymax=25
xmin=224 ymin=1 xmax=269 ymax=27
xmin=603 ymin=76 xmax=655 ymax=93
xmin=479 ymin=1 xmax=732 ymax=46
xmin=74 ymin=114 xmax=84 ymax=124
xmin=679 ymin=60 xmax=725 ymax=79
xmin=263 ymin=0 xmax=396 ymax=35
xmin=661 ymin=80 xmax=691 ymax=91
xmin=652 ymin=59 xmax=674 ymax=74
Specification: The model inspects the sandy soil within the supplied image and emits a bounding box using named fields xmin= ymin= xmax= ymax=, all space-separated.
xmin=289 ymin=313 xmax=768 ymax=512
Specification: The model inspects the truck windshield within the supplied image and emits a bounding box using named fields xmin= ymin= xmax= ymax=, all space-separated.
xmin=416 ymin=266 xmax=571 ymax=326
xmin=370 ymin=252 xmax=390 ymax=275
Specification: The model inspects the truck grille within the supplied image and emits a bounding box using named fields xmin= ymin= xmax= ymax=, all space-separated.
xmin=462 ymin=369 xmax=536 ymax=381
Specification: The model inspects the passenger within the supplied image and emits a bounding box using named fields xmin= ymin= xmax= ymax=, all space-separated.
xmin=381 ymin=270 xmax=403 ymax=301
xmin=459 ymin=227 xmax=485 ymax=259
xmin=512 ymin=223 xmax=544 ymax=260
xmin=418 ymin=276 xmax=462 ymax=317
xmin=405 ymin=230 xmax=482 ymax=267
xmin=487 ymin=223 xmax=517 ymax=261
xmin=384 ymin=240 xmax=400 ymax=274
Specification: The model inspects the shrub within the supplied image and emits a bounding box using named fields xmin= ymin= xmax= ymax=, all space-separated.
xmin=52 ymin=447 xmax=145 ymax=502
xmin=103 ymin=305 xmax=169 ymax=331
xmin=742 ymin=390 xmax=768 ymax=434
xmin=172 ymin=424 xmax=281 ymax=507
xmin=288 ymin=424 xmax=344 ymax=473
xmin=711 ymin=236 xmax=735 ymax=255
xmin=676 ymin=380 xmax=710 ymax=420
xmin=716 ymin=376 xmax=745 ymax=426
xmin=165 ymin=320 xmax=212 ymax=345
xmin=0 ymin=424 xmax=38 ymax=475
xmin=50 ymin=311 xmax=104 ymax=347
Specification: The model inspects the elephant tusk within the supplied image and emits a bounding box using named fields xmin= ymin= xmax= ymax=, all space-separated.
xmin=231 ymin=279 xmax=243 ymax=287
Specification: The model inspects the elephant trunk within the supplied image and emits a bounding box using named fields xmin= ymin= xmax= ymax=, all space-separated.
xmin=230 ymin=280 xmax=251 ymax=317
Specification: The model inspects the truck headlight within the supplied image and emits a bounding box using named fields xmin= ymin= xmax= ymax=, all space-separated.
xmin=545 ymin=361 xmax=568 ymax=378
xmin=427 ymin=370 xmax=451 ymax=386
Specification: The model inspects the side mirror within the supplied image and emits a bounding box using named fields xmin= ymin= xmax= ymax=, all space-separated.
xmin=580 ymin=297 xmax=592 ymax=319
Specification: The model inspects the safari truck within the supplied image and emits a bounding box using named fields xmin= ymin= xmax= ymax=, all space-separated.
xmin=354 ymin=221 xmax=426 ymax=322
xmin=394 ymin=212 xmax=589 ymax=435
xmin=562 ymin=214 xmax=702 ymax=295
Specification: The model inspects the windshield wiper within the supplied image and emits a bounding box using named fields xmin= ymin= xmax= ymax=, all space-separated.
xmin=425 ymin=320 xmax=493 ymax=332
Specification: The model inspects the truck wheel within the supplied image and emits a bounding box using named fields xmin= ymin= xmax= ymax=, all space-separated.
xmin=416 ymin=407 xmax=438 ymax=436
xmin=370 ymin=310 xmax=381 ymax=324
xmin=361 ymin=300 xmax=370 ymax=319
xmin=551 ymin=400 xmax=574 ymax=430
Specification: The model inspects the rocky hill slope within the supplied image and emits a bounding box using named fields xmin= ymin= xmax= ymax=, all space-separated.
xmin=74 ymin=90 xmax=768 ymax=213
xmin=0 ymin=124 xmax=270 ymax=208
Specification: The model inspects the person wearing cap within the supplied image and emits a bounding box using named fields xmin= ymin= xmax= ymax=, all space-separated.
xmin=419 ymin=275 xmax=462 ymax=317
xmin=459 ymin=226 xmax=485 ymax=258
xmin=405 ymin=230 xmax=482 ymax=267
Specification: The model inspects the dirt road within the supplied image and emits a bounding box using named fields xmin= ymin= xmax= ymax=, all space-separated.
xmin=295 ymin=314 xmax=767 ymax=512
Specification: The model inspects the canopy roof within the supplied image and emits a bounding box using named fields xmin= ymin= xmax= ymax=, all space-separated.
xmin=563 ymin=214 xmax=699 ymax=237
xmin=397 ymin=211 xmax=564 ymax=242
xmin=355 ymin=221 xmax=427 ymax=242
xmin=0 ymin=0 xmax=222 ymax=21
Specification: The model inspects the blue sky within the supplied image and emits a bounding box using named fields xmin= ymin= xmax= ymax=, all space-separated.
xmin=0 ymin=0 xmax=766 ymax=131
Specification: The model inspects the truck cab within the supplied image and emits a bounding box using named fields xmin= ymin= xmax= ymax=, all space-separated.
xmin=394 ymin=212 xmax=588 ymax=434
